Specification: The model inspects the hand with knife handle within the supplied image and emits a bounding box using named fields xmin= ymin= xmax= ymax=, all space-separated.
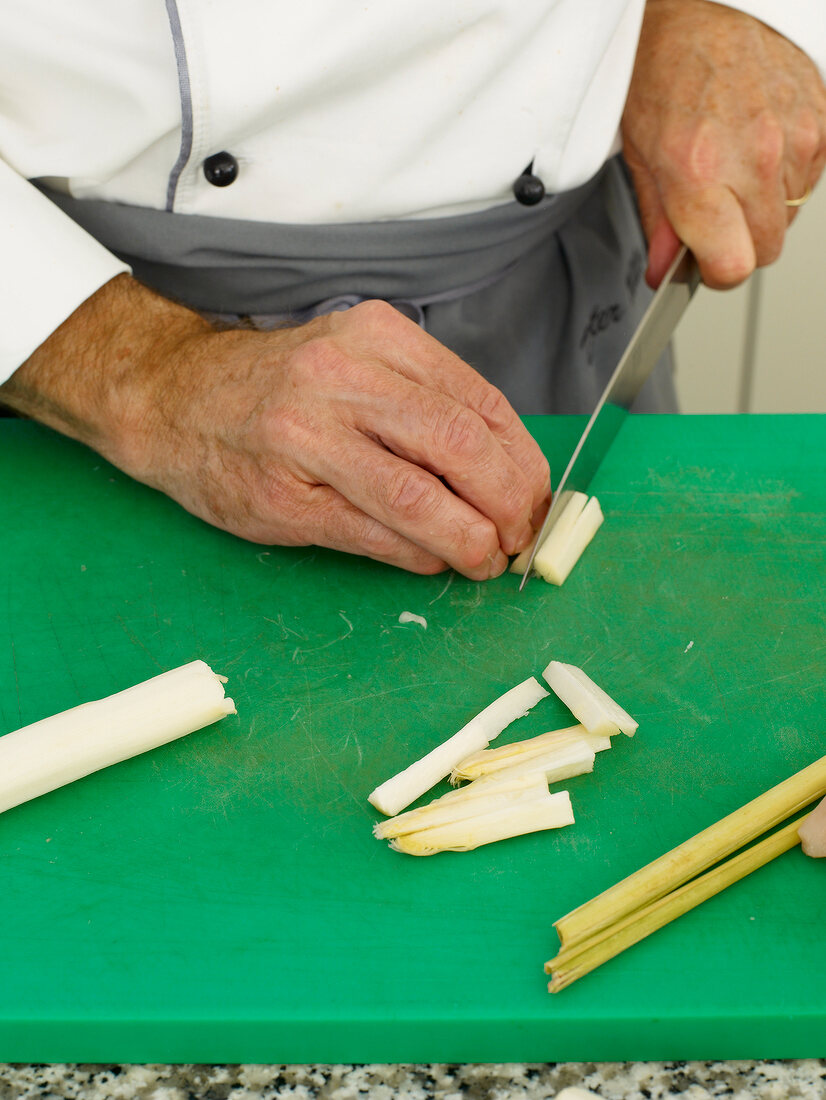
xmin=2 ymin=1 xmax=823 ymax=583
xmin=622 ymin=0 xmax=826 ymax=290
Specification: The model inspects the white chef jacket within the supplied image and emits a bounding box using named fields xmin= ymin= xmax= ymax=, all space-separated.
xmin=1 ymin=0 xmax=824 ymax=384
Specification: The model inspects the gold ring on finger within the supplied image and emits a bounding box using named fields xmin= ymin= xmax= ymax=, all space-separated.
xmin=785 ymin=187 xmax=812 ymax=208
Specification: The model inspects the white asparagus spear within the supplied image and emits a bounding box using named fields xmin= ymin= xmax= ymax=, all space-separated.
xmin=451 ymin=723 xmax=610 ymax=783
xmin=0 ymin=660 xmax=235 ymax=816
xmin=543 ymin=660 xmax=638 ymax=737
xmin=466 ymin=740 xmax=596 ymax=786
xmin=374 ymin=774 xmax=548 ymax=839
xmin=510 ymin=492 xmax=604 ymax=586
xmin=509 ymin=491 xmax=579 ymax=576
xmin=534 ymin=496 xmax=604 ymax=586
xmin=390 ymin=789 xmax=574 ymax=856
xmin=368 ymin=676 xmax=550 ymax=816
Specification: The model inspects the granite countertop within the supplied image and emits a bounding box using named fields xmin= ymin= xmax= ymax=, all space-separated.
xmin=2 ymin=1062 xmax=826 ymax=1100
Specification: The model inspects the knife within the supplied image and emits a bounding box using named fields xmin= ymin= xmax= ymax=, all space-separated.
xmin=518 ymin=244 xmax=701 ymax=590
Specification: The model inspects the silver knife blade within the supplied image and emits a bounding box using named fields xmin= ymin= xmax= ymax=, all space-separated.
xmin=518 ymin=244 xmax=700 ymax=590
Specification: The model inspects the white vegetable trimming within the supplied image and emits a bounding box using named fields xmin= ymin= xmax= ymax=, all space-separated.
xmin=367 ymin=676 xmax=549 ymax=817
xmin=374 ymin=773 xmax=550 ymax=840
xmin=390 ymin=789 xmax=574 ymax=856
xmin=0 ymin=660 xmax=235 ymax=816
xmin=451 ymin=723 xmax=610 ymax=784
xmin=543 ymin=660 xmax=638 ymax=737
xmin=370 ymin=658 xmax=638 ymax=855
xmin=510 ymin=492 xmax=603 ymax=585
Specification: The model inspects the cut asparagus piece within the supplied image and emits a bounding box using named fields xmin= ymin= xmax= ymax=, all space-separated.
xmin=543 ymin=660 xmax=638 ymax=737
xmin=368 ymin=677 xmax=550 ymax=817
xmin=374 ymin=774 xmax=547 ymax=839
xmin=509 ymin=491 xmax=579 ymax=577
xmin=509 ymin=532 xmax=540 ymax=576
xmin=0 ymin=660 xmax=235 ymax=816
xmin=390 ymin=789 xmax=574 ymax=856
xmin=534 ymin=495 xmax=604 ymax=586
xmin=799 ymin=793 xmax=826 ymax=857
xmin=467 ymin=740 xmax=596 ymax=786
xmin=510 ymin=492 xmax=604 ymax=586
xmin=451 ymin=724 xmax=610 ymax=783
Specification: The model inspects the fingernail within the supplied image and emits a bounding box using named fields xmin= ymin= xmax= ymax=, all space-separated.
xmin=488 ymin=550 xmax=509 ymax=579
xmin=511 ymin=522 xmax=536 ymax=555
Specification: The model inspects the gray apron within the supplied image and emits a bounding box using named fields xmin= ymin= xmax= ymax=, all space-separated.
xmin=37 ymin=156 xmax=675 ymax=414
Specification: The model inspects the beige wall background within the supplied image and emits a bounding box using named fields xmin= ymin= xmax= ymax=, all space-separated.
xmin=673 ymin=183 xmax=826 ymax=413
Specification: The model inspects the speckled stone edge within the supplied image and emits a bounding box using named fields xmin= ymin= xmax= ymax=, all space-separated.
xmin=1 ymin=1061 xmax=826 ymax=1100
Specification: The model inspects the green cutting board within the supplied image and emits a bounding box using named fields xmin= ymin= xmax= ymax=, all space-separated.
xmin=1 ymin=415 xmax=824 ymax=1062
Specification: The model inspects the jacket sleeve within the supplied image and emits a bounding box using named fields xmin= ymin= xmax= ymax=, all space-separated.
xmin=712 ymin=0 xmax=826 ymax=80
xmin=0 ymin=158 xmax=130 ymax=385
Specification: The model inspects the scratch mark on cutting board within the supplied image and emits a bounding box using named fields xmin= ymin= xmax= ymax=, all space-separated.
xmin=263 ymin=614 xmax=306 ymax=641
xmin=343 ymin=730 xmax=364 ymax=767
xmin=116 ymin=615 xmax=165 ymax=670
xmin=291 ymin=610 xmax=354 ymax=663
xmin=428 ymin=573 xmax=454 ymax=605
xmin=339 ymin=610 xmax=353 ymax=634
xmin=735 ymin=648 xmax=826 ymax=692
xmin=286 ymin=551 xmax=318 ymax=572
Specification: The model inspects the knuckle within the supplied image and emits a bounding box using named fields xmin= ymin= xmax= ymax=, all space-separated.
xmin=703 ymin=254 xmax=754 ymax=290
xmin=474 ymin=383 xmax=516 ymax=431
xmin=753 ymin=112 xmax=785 ymax=179
xmin=499 ymin=479 xmax=534 ymax=528
xmin=381 ymin=466 xmax=441 ymax=522
xmin=453 ymin=521 xmax=500 ymax=573
xmin=433 ymin=404 xmax=486 ymax=459
xmin=664 ymin=122 xmax=720 ymax=185
xmin=790 ymin=108 xmax=822 ymax=163
xmin=347 ymin=298 xmax=407 ymax=334
xmin=288 ymin=336 xmax=349 ymax=386
xmin=357 ymin=520 xmax=403 ymax=560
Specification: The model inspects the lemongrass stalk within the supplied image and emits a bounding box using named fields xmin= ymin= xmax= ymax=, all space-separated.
xmin=554 ymin=753 xmax=826 ymax=953
xmin=0 ymin=660 xmax=235 ymax=816
xmin=534 ymin=496 xmax=604 ymax=586
xmin=799 ymin=794 xmax=826 ymax=856
xmin=546 ymin=815 xmax=806 ymax=991
xmin=451 ymin=724 xmax=609 ymax=783
xmin=368 ymin=676 xmax=549 ymax=816
xmin=391 ymin=789 xmax=574 ymax=856
xmin=543 ymin=660 xmax=638 ymax=737
xmin=374 ymin=775 xmax=547 ymax=840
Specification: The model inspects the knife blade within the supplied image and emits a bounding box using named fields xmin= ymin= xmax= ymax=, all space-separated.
xmin=518 ymin=244 xmax=701 ymax=590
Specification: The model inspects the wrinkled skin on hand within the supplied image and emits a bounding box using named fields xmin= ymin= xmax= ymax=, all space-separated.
xmin=3 ymin=278 xmax=550 ymax=580
xmin=622 ymin=0 xmax=826 ymax=288
xmin=141 ymin=300 xmax=551 ymax=579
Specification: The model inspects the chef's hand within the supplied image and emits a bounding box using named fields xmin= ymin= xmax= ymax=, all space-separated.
xmin=1 ymin=275 xmax=550 ymax=579
xmin=621 ymin=0 xmax=826 ymax=289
